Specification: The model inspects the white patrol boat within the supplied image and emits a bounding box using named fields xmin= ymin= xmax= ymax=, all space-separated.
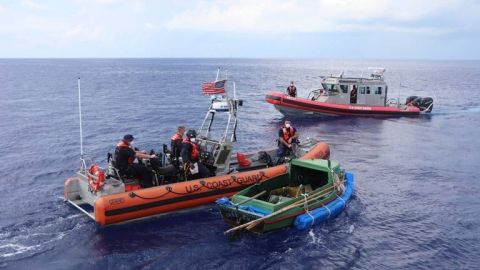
xmin=266 ymin=68 xmax=434 ymax=117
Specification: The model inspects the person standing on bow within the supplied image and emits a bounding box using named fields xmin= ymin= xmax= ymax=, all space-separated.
xmin=277 ymin=120 xmax=299 ymax=158
xmin=114 ymin=134 xmax=157 ymax=187
xmin=181 ymin=130 xmax=209 ymax=179
xmin=170 ymin=125 xmax=185 ymax=166
xmin=286 ymin=81 xmax=297 ymax=97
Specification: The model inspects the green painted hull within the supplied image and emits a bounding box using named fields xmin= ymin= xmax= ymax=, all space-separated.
xmin=218 ymin=159 xmax=344 ymax=233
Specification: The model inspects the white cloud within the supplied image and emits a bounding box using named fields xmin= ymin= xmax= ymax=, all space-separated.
xmin=144 ymin=22 xmax=159 ymax=30
xmin=165 ymin=0 xmax=476 ymax=34
xmin=64 ymin=24 xmax=101 ymax=40
xmin=91 ymin=0 xmax=124 ymax=4
xmin=21 ymin=0 xmax=46 ymax=11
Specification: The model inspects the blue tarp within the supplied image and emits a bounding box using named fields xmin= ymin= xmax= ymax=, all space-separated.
xmin=215 ymin=197 xmax=271 ymax=216
xmin=293 ymin=172 xmax=354 ymax=230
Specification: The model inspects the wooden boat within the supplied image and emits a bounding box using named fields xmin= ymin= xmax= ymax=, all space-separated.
xmin=216 ymin=159 xmax=354 ymax=234
xmin=266 ymin=68 xmax=434 ymax=117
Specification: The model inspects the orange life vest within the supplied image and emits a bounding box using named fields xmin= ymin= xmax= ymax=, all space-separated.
xmin=116 ymin=140 xmax=135 ymax=164
xmin=171 ymin=133 xmax=182 ymax=141
xmin=282 ymin=126 xmax=295 ymax=142
xmin=183 ymin=137 xmax=199 ymax=160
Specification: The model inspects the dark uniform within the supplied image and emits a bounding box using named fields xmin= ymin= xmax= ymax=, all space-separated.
xmin=181 ymin=130 xmax=209 ymax=178
xmin=114 ymin=137 xmax=153 ymax=188
xmin=350 ymin=85 xmax=357 ymax=104
xmin=287 ymin=84 xmax=297 ymax=97
xmin=171 ymin=132 xmax=183 ymax=166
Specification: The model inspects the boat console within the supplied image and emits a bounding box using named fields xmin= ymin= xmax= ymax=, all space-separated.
xmin=197 ymin=137 xmax=233 ymax=169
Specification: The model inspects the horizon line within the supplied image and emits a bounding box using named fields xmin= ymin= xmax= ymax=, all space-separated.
xmin=0 ymin=57 xmax=479 ymax=61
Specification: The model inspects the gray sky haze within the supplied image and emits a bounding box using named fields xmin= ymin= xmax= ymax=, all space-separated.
xmin=1 ymin=0 xmax=479 ymax=59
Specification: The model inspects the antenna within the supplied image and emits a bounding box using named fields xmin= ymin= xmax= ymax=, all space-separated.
xmin=233 ymin=81 xmax=236 ymax=100
xmin=78 ymin=78 xmax=84 ymax=157
xmin=78 ymin=77 xmax=86 ymax=171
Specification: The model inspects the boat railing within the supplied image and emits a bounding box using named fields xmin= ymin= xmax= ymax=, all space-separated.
xmin=368 ymin=67 xmax=386 ymax=80
xmin=386 ymin=98 xmax=400 ymax=107
xmin=307 ymin=89 xmax=324 ymax=100
xmin=78 ymin=155 xmax=96 ymax=175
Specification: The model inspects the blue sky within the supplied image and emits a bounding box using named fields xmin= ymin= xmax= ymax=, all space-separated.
xmin=0 ymin=0 xmax=479 ymax=59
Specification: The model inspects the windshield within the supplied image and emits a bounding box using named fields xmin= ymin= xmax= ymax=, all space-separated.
xmin=321 ymin=83 xmax=338 ymax=93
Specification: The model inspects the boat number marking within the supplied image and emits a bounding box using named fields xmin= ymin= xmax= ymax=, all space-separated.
xmin=349 ymin=106 xmax=372 ymax=110
xmin=109 ymin=198 xmax=125 ymax=205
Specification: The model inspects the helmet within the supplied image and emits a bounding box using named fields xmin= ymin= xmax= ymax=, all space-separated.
xmin=186 ymin=130 xmax=197 ymax=138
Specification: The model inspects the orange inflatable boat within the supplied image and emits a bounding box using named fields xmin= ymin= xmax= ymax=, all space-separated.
xmin=64 ymin=141 xmax=330 ymax=225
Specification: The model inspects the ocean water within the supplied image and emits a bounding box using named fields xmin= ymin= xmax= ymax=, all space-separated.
xmin=0 ymin=59 xmax=479 ymax=269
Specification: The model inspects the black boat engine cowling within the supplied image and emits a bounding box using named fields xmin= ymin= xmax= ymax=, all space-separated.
xmin=406 ymin=96 xmax=434 ymax=112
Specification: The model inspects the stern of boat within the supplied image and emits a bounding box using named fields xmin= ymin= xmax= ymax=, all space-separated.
xmin=217 ymin=198 xmax=267 ymax=233
xmin=64 ymin=172 xmax=125 ymax=222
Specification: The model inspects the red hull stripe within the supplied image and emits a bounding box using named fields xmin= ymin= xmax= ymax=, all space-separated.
xmin=265 ymin=92 xmax=419 ymax=116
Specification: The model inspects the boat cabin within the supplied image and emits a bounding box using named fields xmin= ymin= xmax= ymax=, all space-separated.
xmin=313 ymin=68 xmax=388 ymax=106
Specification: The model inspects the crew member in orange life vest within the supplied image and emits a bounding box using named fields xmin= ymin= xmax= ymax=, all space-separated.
xmin=277 ymin=120 xmax=299 ymax=157
xmin=287 ymin=81 xmax=297 ymax=97
xmin=114 ymin=134 xmax=156 ymax=187
xmin=170 ymin=125 xmax=185 ymax=166
xmin=181 ymin=130 xmax=209 ymax=178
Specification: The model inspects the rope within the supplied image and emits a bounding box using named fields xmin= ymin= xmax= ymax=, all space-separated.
xmin=301 ymin=193 xmax=315 ymax=227
xmin=129 ymin=190 xmax=170 ymax=200
xmin=336 ymin=193 xmax=346 ymax=208
xmin=130 ymin=170 xmax=268 ymax=199
xmin=321 ymin=202 xmax=332 ymax=218
xmin=333 ymin=172 xmax=345 ymax=193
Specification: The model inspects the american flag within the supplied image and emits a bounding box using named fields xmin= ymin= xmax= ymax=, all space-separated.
xmin=202 ymin=79 xmax=226 ymax=95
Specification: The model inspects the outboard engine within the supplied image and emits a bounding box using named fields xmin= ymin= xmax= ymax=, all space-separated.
xmin=405 ymin=96 xmax=418 ymax=105
xmin=406 ymin=96 xmax=434 ymax=112
xmin=417 ymin=97 xmax=433 ymax=112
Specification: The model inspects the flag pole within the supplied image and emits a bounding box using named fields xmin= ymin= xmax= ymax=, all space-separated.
xmin=215 ymin=67 xmax=220 ymax=81
xmin=233 ymin=81 xmax=236 ymax=100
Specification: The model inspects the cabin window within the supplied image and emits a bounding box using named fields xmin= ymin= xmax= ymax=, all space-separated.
xmin=375 ymin=87 xmax=382 ymax=95
xmin=366 ymin=86 xmax=371 ymax=94
xmin=359 ymin=86 xmax=366 ymax=94
xmin=322 ymin=83 xmax=338 ymax=93
xmin=330 ymin=84 xmax=338 ymax=93
xmin=340 ymin=85 xmax=348 ymax=93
